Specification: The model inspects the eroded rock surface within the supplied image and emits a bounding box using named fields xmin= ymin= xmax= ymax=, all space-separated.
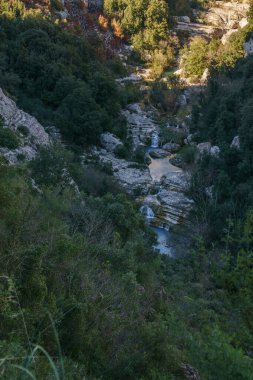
xmin=122 ymin=103 xmax=157 ymax=148
xmin=100 ymin=132 xmax=123 ymax=152
xmin=0 ymin=88 xmax=50 ymax=163
xmin=94 ymin=148 xmax=152 ymax=194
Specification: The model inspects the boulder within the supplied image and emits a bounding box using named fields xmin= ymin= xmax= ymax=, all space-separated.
xmin=144 ymin=154 xmax=152 ymax=165
xmin=210 ymin=145 xmax=220 ymax=156
xmin=169 ymin=155 xmax=183 ymax=168
xmin=162 ymin=143 xmax=181 ymax=153
xmin=239 ymin=18 xmax=248 ymax=28
xmin=149 ymin=149 xmax=169 ymax=159
xmin=175 ymin=16 xmax=191 ymax=23
xmin=93 ymin=148 xmax=152 ymax=195
xmin=231 ymin=135 xmax=240 ymax=149
xmin=200 ymin=68 xmax=209 ymax=84
xmin=127 ymin=103 xmax=142 ymax=114
xmin=179 ymin=94 xmax=187 ymax=106
xmin=184 ymin=134 xmax=193 ymax=145
xmin=197 ymin=142 xmax=211 ymax=154
xmin=100 ymin=132 xmax=123 ymax=152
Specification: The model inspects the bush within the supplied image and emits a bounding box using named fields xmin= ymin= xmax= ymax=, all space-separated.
xmin=17 ymin=125 xmax=29 ymax=136
xmin=0 ymin=125 xmax=20 ymax=149
xmin=181 ymin=145 xmax=197 ymax=165
xmin=0 ymin=15 xmax=122 ymax=147
xmin=133 ymin=145 xmax=146 ymax=163
xmin=114 ymin=144 xmax=129 ymax=159
xmin=160 ymin=127 xmax=185 ymax=145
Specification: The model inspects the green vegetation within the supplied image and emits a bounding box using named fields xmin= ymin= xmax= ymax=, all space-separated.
xmin=0 ymin=1 xmax=125 ymax=147
xmin=190 ymin=54 xmax=253 ymax=244
xmin=179 ymin=6 xmax=253 ymax=82
xmin=0 ymin=118 xmax=20 ymax=149
xmin=1 ymin=146 xmax=253 ymax=379
xmin=0 ymin=1 xmax=253 ymax=379
xmin=103 ymin=0 xmax=179 ymax=76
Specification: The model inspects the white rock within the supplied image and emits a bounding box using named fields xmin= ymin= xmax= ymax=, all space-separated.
xmin=0 ymin=88 xmax=49 ymax=146
xmin=116 ymin=74 xmax=142 ymax=83
xmin=162 ymin=143 xmax=181 ymax=153
xmin=180 ymin=16 xmax=191 ymax=24
xmin=239 ymin=18 xmax=248 ymax=28
xmin=231 ymin=135 xmax=240 ymax=149
xmin=179 ymin=94 xmax=187 ymax=106
xmin=100 ymin=132 xmax=122 ymax=152
xmin=127 ymin=103 xmax=143 ymax=114
xmin=200 ymin=68 xmax=209 ymax=84
xmin=0 ymin=146 xmax=37 ymax=164
xmin=184 ymin=134 xmax=194 ymax=145
xmin=94 ymin=148 xmax=152 ymax=194
xmin=210 ymin=145 xmax=220 ymax=156
xmin=197 ymin=142 xmax=211 ymax=154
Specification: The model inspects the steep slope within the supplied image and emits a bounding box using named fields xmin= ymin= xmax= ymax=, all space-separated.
xmin=0 ymin=88 xmax=49 ymax=163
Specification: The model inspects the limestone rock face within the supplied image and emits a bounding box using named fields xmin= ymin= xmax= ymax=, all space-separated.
xmin=141 ymin=171 xmax=193 ymax=228
xmin=0 ymin=88 xmax=50 ymax=164
xmin=97 ymin=100 xmax=193 ymax=229
xmin=100 ymin=132 xmax=123 ymax=152
xmin=94 ymin=148 xmax=152 ymax=195
xmin=0 ymin=88 xmax=49 ymax=146
xmin=176 ymin=2 xmax=249 ymax=41
xmin=205 ymin=2 xmax=249 ymax=29
xmin=0 ymin=146 xmax=37 ymax=165
xmin=122 ymin=103 xmax=157 ymax=149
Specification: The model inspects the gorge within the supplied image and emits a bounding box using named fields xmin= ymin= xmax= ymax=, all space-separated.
xmin=0 ymin=1 xmax=253 ymax=379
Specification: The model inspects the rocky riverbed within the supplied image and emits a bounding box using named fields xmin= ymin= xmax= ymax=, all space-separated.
xmin=95 ymin=103 xmax=194 ymax=255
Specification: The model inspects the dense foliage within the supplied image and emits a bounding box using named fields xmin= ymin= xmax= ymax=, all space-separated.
xmin=0 ymin=1 xmax=253 ymax=379
xmin=103 ymin=0 xmax=180 ymax=76
xmin=190 ymin=55 xmax=253 ymax=244
xmin=180 ymin=4 xmax=253 ymax=81
xmin=1 ymin=146 xmax=253 ymax=379
xmin=0 ymin=2 xmax=125 ymax=146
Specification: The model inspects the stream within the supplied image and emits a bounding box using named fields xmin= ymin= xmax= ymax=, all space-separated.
xmin=140 ymin=134 xmax=182 ymax=257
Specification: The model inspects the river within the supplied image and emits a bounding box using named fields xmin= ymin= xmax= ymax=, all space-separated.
xmin=140 ymin=136 xmax=183 ymax=257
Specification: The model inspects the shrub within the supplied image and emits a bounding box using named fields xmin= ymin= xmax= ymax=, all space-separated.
xmin=133 ymin=145 xmax=146 ymax=163
xmin=114 ymin=144 xmax=129 ymax=159
xmin=0 ymin=125 xmax=20 ymax=149
xmin=160 ymin=127 xmax=185 ymax=145
xmin=17 ymin=125 xmax=29 ymax=136
xmin=181 ymin=145 xmax=197 ymax=164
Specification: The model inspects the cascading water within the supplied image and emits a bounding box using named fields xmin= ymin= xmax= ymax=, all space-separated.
xmin=151 ymin=132 xmax=159 ymax=148
xmin=140 ymin=205 xmax=171 ymax=255
xmin=140 ymin=205 xmax=155 ymax=220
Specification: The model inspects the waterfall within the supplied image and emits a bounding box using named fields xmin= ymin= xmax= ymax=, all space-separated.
xmin=151 ymin=132 xmax=159 ymax=148
xmin=140 ymin=205 xmax=155 ymax=219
